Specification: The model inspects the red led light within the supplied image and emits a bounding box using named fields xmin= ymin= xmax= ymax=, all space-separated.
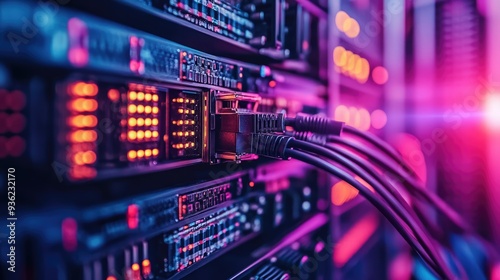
xmin=6 ymin=136 xmax=25 ymax=157
xmin=6 ymin=90 xmax=26 ymax=111
xmin=269 ymin=81 xmax=277 ymax=88
xmin=127 ymin=204 xmax=139 ymax=230
xmin=372 ymin=66 xmax=389 ymax=85
xmin=62 ymin=218 xmax=78 ymax=251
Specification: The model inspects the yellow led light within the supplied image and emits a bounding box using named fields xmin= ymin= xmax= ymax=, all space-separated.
xmin=152 ymin=107 xmax=158 ymax=114
xmin=152 ymin=95 xmax=159 ymax=102
xmin=128 ymin=118 xmax=137 ymax=127
xmin=145 ymin=118 xmax=152 ymax=126
xmin=145 ymin=130 xmax=152 ymax=138
xmin=145 ymin=149 xmax=152 ymax=157
xmin=145 ymin=93 xmax=152 ymax=101
xmin=190 ymin=142 xmax=195 ymax=147
xmin=128 ymin=91 xmax=137 ymax=101
xmin=191 ymin=100 xmax=195 ymax=104
xmin=152 ymin=148 xmax=159 ymax=156
xmin=152 ymin=119 xmax=159 ymax=126
xmin=145 ymin=106 xmax=152 ymax=114
xmin=190 ymin=110 xmax=195 ymax=114
xmin=137 ymin=130 xmax=145 ymax=139
xmin=178 ymin=131 xmax=183 ymax=136
xmin=137 ymin=92 xmax=145 ymax=101
xmin=137 ymin=105 xmax=145 ymax=113
xmin=128 ymin=104 xmax=137 ymax=114
xmin=128 ymin=150 xmax=137 ymax=160
xmin=137 ymin=150 xmax=145 ymax=157
xmin=152 ymin=131 xmax=159 ymax=138
xmin=191 ymin=120 xmax=195 ymax=125
xmin=178 ymin=120 xmax=184 ymax=125
xmin=185 ymin=99 xmax=190 ymax=103
xmin=178 ymin=98 xmax=184 ymax=103
xmin=190 ymin=131 xmax=195 ymax=136
xmin=137 ymin=118 xmax=145 ymax=126
xmin=178 ymin=108 xmax=184 ymax=114
xmin=128 ymin=131 xmax=137 ymax=140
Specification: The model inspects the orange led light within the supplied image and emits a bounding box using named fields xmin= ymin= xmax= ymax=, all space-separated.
xmin=128 ymin=118 xmax=137 ymax=127
xmin=106 ymin=276 xmax=117 ymax=280
xmin=172 ymin=132 xmax=177 ymax=136
xmin=190 ymin=120 xmax=195 ymax=125
xmin=132 ymin=263 xmax=140 ymax=272
xmin=82 ymin=151 xmax=96 ymax=164
xmin=73 ymin=152 xmax=84 ymax=165
xmin=137 ymin=150 xmax=145 ymax=157
xmin=145 ymin=130 xmax=152 ymax=138
xmin=191 ymin=100 xmax=195 ymax=104
xmin=190 ymin=142 xmax=195 ymax=147
xmin=190 ymin=131 xmax=195 ymax=136
xmin=82 ymin=83 xmax=98 ymax=96
xmin=145 ymin=118 xmax=152 ymax=126
xmin=152 ymin=149 xmax=159 ymax=156
xmin=69 ymin=130 xmax=97 ymax=143
xmin=128 ymin=131 xmax=137 ymax=140
xmin=152 ymin=94 xmax=159 ymax=102
xmin=137 ymin=105 xmax=145 ymax=113
xmin=145 ymin=149 xmax=152 ymax=157
xmin=68 ymin=115 xmax=97 ymax=128
xmin=190 ymin=110 xmax=195 ymax=114
xmin=178 ymin=98 xmax=184 ymax=103
xmin=128 ymin=150 xmax=137 ymax=160
xmin=152 ymin=119 xmax=159 ymax=126
xmin=145 ymin=93 xmax=152 ymax=101
xmin=69 ymin=82 xmax=86 ymax=96
xmin=128 ymin=104 xmax=137 ymax=114
xmin=142 ymin=259 xmax=151 ymax=275
xmin=152 ymin=107 xmax=158 ymax=114
xmin=178 ymin=120 xmax=184 ymax=125
xmin=108 ymin=89 xmax=120 ymax=101
xmin=137 ymin=130 xmax=145 ymax=139
xmin=137 ymin=118 xmax=145 ymax=126
xmin=145 ymin=106 xmax=152 ymax=114
xmin=69 ymin=99 xmax=98 ymax=112
xmin=128 ymin=91 xmax=137 ymax=101
xmin=137 ymin=92 xmax=144 ymax=101
xmin=178 ymin=109 xmax=184 ymax=114
xmin=152 ymin=131 xmax=159 ymax=138
xmin=178 ymin=131 xmax=183 ymax=136
xmin=70 ymin=82 xmax=98 ymax=96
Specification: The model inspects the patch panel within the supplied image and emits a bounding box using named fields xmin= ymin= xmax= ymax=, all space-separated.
xmin=154 ymin=0 xmax=254 ymax=42
xmin=0 ymin=2 xmax=266 ymax=93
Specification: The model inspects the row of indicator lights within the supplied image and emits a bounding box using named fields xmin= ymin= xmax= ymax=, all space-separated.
xmin=173 ymin=98 xmax=196 ymax=104
xmin=177 ymin=108 xmax=196 ymax=114
xmin=72 ymin=151 xmax=97 ymax=165
xmin=334 ymin=105 xmax=388 ymax=130
xmin=68 ymin=130 xmax=97 ymax=143
xmin=67 ymin=115 xmax=98 ymax=128
xmin=67 ymin=82 xmax=98 ymax=180
xmin=127 ymin=105 xmax=159 ymax=114
xmin=333 ymin=46 xmax=370 ymax=83
xmin=128 ymin=118 xmax=159 ymax=127
xmin=127 ymin=130 xmax=159 ymax=140
xmin=128 ymin=91 xmax=159 ymax=102
xmin=172 ymin=131 xmax=196 ymax=136
xmin=172 ymin=120 xmax=196 ymax=125
xmin=172 ymin=142 xmax=196 ymax=149
xmin=127 ymin=149 xmax=160 ymax=160
xmin=335 ymin=11 xmax=360 ymax=38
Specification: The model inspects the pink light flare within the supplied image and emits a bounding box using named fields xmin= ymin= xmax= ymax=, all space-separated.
xmin=484 ymin=94 xmax=500 ymax=131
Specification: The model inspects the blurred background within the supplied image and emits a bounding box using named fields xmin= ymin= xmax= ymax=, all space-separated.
xmin=0 ymin=0 xmax=499 ymax=279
